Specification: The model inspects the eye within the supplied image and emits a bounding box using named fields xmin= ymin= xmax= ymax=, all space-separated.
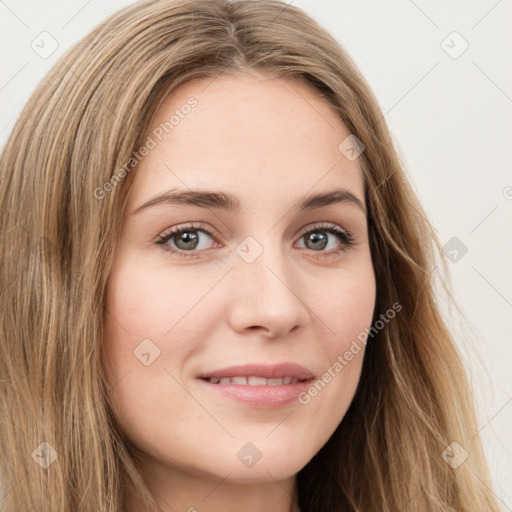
xmin=156 ymin=222 xmax=219 ymax=258
xmin=295 ymin=222 xmax=354 ymax=260
xmin=155 ymin=221 xmax=354 ymax=259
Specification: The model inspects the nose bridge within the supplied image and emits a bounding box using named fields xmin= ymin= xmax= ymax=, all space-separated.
xmin=236 ymin=232 xmax=290 ymax=291
xmin=228 ymin=232 xmax=309 ymax=336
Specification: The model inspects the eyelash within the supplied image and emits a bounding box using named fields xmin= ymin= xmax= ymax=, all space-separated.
xmin=155 ymin=221 xmax=354 ymax=260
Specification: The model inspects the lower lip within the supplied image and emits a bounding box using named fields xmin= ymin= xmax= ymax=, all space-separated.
xmin=198 ymin=378 xmax=314 ymax=409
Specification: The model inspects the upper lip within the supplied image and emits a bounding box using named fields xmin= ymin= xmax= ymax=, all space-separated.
xmin=198 ymin=363 xmax=315 ymax=381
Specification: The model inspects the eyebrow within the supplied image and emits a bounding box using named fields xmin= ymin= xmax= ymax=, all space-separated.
xmin=132 ymin=187 xmax=366 ymax=216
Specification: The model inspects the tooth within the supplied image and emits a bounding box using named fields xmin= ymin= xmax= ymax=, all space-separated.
xmin=230 ymin=376 xmax=248 ymax=385
xmin=247 ymin=376 xmax=268 ymax=386
xmin=209 ymin=376 xmax=300 ymax=385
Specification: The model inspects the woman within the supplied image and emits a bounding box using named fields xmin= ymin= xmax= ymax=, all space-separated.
xmin=0 ymin=0 xmax=501 ymax=511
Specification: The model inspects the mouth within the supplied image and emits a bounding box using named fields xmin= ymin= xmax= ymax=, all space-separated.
xmin=197 ymin=362 xmax=315 ymax=381
xmin=201 ymin=376 xmax=308 ymax=385
xmin=196 ymin=363 xmax=315 ymax=408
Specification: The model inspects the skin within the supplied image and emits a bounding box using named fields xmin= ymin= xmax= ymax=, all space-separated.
xmin=102 ymin=69 xmax=376 ymax=512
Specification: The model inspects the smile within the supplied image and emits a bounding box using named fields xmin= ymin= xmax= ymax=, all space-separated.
xmin=204 ymin=376 xmax=302 ymax=385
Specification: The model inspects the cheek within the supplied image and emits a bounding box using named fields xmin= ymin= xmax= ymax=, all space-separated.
xmin=100 ymin=253 xmax=213 ymax=430
xmin=102 ymin=253 xmax=209 ymax=357
xmin=311 ymin=259 xmax=376 ymax=351
xmin=294 ymin=265 xmax=375 ymax=443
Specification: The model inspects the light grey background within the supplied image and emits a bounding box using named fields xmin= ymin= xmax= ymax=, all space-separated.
xmin=1 ymin=0 xmax=511 ymax=508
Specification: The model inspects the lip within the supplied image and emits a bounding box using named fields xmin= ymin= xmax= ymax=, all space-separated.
xmin=196 ymin=363 xmax=315 ymax=409
xmin=198 ymin=378 xmax=314 ymax=409
xmin=197 ymin=362 xmax=315 ymax=381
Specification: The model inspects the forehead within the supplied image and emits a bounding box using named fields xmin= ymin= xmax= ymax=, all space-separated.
xmin=128 ymin=71 xmax=364 ymax=210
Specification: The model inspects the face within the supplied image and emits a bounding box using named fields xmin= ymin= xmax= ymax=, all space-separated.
xmin=102 ymin=70 xmax=376 ymax=492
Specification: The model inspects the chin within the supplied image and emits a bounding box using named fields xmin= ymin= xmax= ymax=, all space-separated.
xmin=205 ymin=441 xmax=313 ymax=483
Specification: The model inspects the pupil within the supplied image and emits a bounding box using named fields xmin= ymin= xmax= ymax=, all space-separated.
xmin=306 ymin=231 xmax=327 ymax=250
xmin=176 ymin=231 xmax=199 ymax=250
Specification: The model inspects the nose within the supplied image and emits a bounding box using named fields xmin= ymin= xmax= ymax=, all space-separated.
xmin=227 ymin=239 xmax=310 ymax=338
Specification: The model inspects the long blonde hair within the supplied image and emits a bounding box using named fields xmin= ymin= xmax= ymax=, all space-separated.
xmin=0 ymin=0 xmax=500 ymax=510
